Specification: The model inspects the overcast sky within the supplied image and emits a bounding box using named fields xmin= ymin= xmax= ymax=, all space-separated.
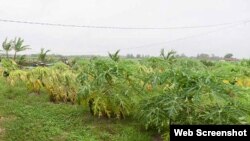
xmin=0 ymin=0 xmax=250 ymax=58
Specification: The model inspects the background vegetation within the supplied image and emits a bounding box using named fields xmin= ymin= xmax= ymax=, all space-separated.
xmin=0 ymin=38 xmax=250 ymax=141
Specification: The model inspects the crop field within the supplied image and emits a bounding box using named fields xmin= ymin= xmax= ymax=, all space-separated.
xmin=0 ymin=48 xmax=250 ymax=141
xmin=1 ymin=0 xmax=250 ymax=140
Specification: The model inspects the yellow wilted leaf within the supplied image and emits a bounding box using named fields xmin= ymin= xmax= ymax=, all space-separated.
xmin=236 ymin=78 xmax=250 ymax=87
xmin=223 ymin=80 xmax=230 ymax=84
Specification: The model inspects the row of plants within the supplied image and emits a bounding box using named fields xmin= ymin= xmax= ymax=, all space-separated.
xmin=73 ymin=52 xmax=250 ymax=139
xmin=1 ymin=59 xmax=78 ymax=104
xmin=1 ymin=51 xmax=250 ymax=140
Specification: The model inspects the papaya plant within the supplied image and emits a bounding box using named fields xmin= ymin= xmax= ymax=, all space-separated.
xmin=78 ymin=58 xmax=141 ymax=118
xmin=137 ymin=66 xmax=249 ymax=133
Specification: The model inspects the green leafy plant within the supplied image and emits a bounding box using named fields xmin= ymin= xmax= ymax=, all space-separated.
xmin=43 ymin=69 xmax=78 ymax=103
xmin=137 ymin=67 xmax=249 ymax=133
xmin=160 ymin=49 xmax=176 ymax=63
xmin=38 ymin=48 xmax=50 ymax=63
xmin=2 ymin=38 xmax=13 ymax=59
xmin=108 ymin=50 xmax=120 ymax=62
xmin=78 ymin=59 xmax=140 ymax=118
xmin=12 ymin=37 xmax=30 ymax=61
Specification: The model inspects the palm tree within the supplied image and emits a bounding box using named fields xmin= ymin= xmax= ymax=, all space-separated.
xmin=160 ymin=49 xmax=176 ymax=60
xmin=13 ymin=37 xmax=30 ymax=61
xmin=38 ymin=48 xmax=50 ymax=63
xmin=2 ymin=38 xmax=13 ymax=59
xmin=108 ymin=50 xmax=120 ymax=62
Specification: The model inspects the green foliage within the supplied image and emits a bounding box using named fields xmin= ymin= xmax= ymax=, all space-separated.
xmin=51 ymin=62 xmax=70 ymax=71
xmin=240 ymin=59 xmax=250 ymax=67
xmin=38 ymin=48 xmax=50 ymax=63
xmin=1 ymin=37 xmax=29 ymax=60
xmin=2 ymin=38 xmax=13 ymax=58
xmin=16 ymin=55 xmax=27 ymax=66
xmin=160 ymin=49 xmax=176 ymax=63
xmin=43 ymin=69 xmax=78 ymax=103
xmin=0 ymin=79 xmax=152 ymax=141
xmin=1 ymin=51 xmax=250 ymax=140
xmin=137 ymin=64 xmax=249 ymax=132
xmin=78 ymin=59 xmax=141 ymax=118
xmin=12 ymin=37 xmax=30 ymax=60
xmin=200 ymin=59 xmax=215 ymax=67
xmin=108 ymin=50 xmax=120 ymax=62
xmin=141 ymin=57 xmax=168 ymax=70
xmin=224 ymin=53 xmax=233 ymax=59
xmin=5 ymin=65 xmax=78 ymax=103
xmin=1 ymin=59 xmax=18 ymax=71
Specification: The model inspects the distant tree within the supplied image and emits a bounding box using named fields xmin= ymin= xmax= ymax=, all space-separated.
xmin=38 ymin=48 xmax=50 ymax=63
xmin=136 ymin=54 xmax=141 ymax=58
xmin=176 ymin=53 xmax=187 ymax=58
xmin=2 ymin=38 xmax=13 ymax=59
xmin=224 ymin=53 xmax=233 ymax=59
xmin=210 ymin=54 xmax=222 ymax=60
xmin=13 ymin=37 xmax=30 ymax=61
xmin=197 ymin=53 xmax=210 ymax=59
xmin=126 ymin=54 xmax=134 ymax=58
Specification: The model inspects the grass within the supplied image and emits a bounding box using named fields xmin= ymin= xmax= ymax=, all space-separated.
xmin=0 ymin=78 xmax=155 ymax=141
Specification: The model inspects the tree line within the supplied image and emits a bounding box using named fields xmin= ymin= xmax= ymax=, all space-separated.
xmin=0 ymin=37 xmax=50 ymax=63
